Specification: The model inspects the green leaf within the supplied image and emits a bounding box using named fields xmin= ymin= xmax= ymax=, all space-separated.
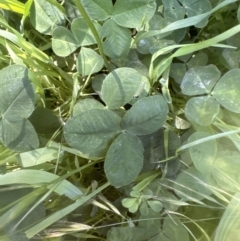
xmin=186 ymin=52 xmax=208 ymax=69
xmin=101 ymin=67 xmax=144 ymax=109
xmin=71 ymin=17 xmax=101 ymax=46
xmin=162 ymin=216 xmax=189 ymax=241
xmin=174 ymin=167 xmax=213 ymax=201
xmin=81 ymin=0 xmax=113 ymax=21
xmin=212 ymin=68 xmax=240 ymax=113
xmin=112 ymin=0 xmax=156 ymax=29
xmin=147 ymin=200 xmax=163 ymax=212
xmin=188 ymin=131 xmax=217 ymax=173
xmin=101 ymin=19 xmax=131 ymax=59
xmin=122 ymin=197 xmax=138 ymax=208
xmin=0 ymin=169 xmax=83 ymax=200
xmin=19 ymin=147 xmax=61 ymax=167
xmin=77 ymin=47 xmax=104 ymax=76
xmin=222 ymin=49 xmax=240 ymax=69
xmin=104 ymin=132 xmax=144 ymax=187
xmin=214 ymin=192 xmax=240 ymax=241
xmin=180 ymin=65 xmax=221 ymax=96
xmin=122 ymin=95 xmax=169 ymax=135
xmin=140 ymin=200 xmax=149 ymax=216
xmin=0 ymin=65 xmax=35 ymax=121
xmin=211 ymin=155 xmax=240 ymax=192
xmin=52 ymin=27 xmax=79 ymax=57
xmin=0 ymin=119 xmax=39 ymax=152
xmin=107 ymin=227 xmax=146 ymax=241
xmin=178 ymin=0 xmax=212 ymax=28
xmin=64 ymin=109 xmax=121 ymax=159
xmin=73 ymin=98 xmax=105 ymax=116
xmin=28 ymin=106 xmax=62 ymax=135
xmin=163 ymin=0 xmax=185 ymax=20
xmin=169 ymin=63 xmax=187 ymax=84
xmin=185 ymin=96 xmax=220 ymax=126
xmin=30 ymin=0 xmax=65 ymax=35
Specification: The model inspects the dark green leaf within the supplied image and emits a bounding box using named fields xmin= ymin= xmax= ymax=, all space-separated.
xmin=107 ymin=227 xmax=146 ymax=241
xmin=101 ymin=19 xmax=131 ymax=59
xmin=122 ymin=95 xmax=168 ymax=135
xmin=64 ymin=109 xmax=121 ymax=159
xmin=0 ymin=65 xmax=35 ymax=121
xmin=73 ymin=98 xmax=105 ymax=116
xmin=0 ymin=119 xmax=39 ymax=152
xmin=104 ymin=132 xmax=144 ymax=187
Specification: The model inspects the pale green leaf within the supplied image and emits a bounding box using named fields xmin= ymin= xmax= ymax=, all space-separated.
xmin=77 ymin=47 xmax=104 ymax=76
xmin=188 ymin=131 xmax=217 ymax=173
xmin=211 ymin=155 xmax=240 ymax=192
xmin=104 ymin=132 xmax=144 ymax=187
xmin=52 ymin=27 xmax=79 ymax=57
xmin=0 ymin=169 xmax=83 ymax=200
xmin=0 ymin=65 xmax=35 ymax=121
xmin=212 ymin=68 xmax=240 ymax=113
xmin=122 ymin=198 xmax=138 ymax=208
xmin=181 ymin=65 xmax=221 ymax=95
xmin=19 ymin=147 xmax=61 ymax=167
xmin=64 ymin=109 xmax=121 ymax=159
xmin=81 ymin=0 xmax=113 ymax=21
xmin=101 ymin=19 xmax=131 ymax=59
xmin=122 ymin=95 xmax=168 ymax=135
xmin=30 ymin=0 xmax=65 ymax=35
xmin=185 ymin=96 xmax=220 ymax=126
xmin=174 ymin=167 xmax=212 ymax=201
xmin=1 ymin=119 xmax=39 ymax=152
xmin=162 ymin=216 xmax=189 ymax=241
xmin=112 ymin=0 xmax=156 ymax=29
xmin=214 ymin=192 xmax=240 ymax=241
xmin=73 ymin=98 xmax=105 ymax=116
xmin=101 ymin=67 xmax=144 ymax=109
xmin=147 ymin=200 xmax=163 ymax=212
xmin=71 ymin=17 xmax=101 ymax=46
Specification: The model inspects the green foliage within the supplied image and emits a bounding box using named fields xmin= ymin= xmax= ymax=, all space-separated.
xmin=0 ymin=0 xmax=240 ymax=240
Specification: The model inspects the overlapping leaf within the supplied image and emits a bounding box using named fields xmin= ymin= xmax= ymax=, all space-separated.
xmin=188 ymin=131 xmax=217 ymax=173
xmin=185 ymin=96 xmax=220 ymax=126
xmin=30 ymin=0 xmax=65 ymax=35
xmin=64 ymin=109 xmax=121 ymax=159
xmin=104 ymin=132 xmax=144 ymax=187
xmin=101 ymin=67 xmax=144 ymax=109
xmin=212 ymin=68 xmax=240 ymax=113
xmin=122 ymin=95 xmax=169 ymax=135
xmin=181 ymin=65 xmax=221 ymax=95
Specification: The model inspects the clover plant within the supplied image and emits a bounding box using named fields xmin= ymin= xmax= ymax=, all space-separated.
xmin=1 ymin=0 xmax=240 ymax=240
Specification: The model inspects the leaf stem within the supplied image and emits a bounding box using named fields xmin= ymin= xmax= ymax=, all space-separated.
xmin=72 ymin=0 xmax=111 ymax=71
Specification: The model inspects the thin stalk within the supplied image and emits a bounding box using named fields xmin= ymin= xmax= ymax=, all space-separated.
xmin=72 ymin=0 xmax=111 ymax=71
